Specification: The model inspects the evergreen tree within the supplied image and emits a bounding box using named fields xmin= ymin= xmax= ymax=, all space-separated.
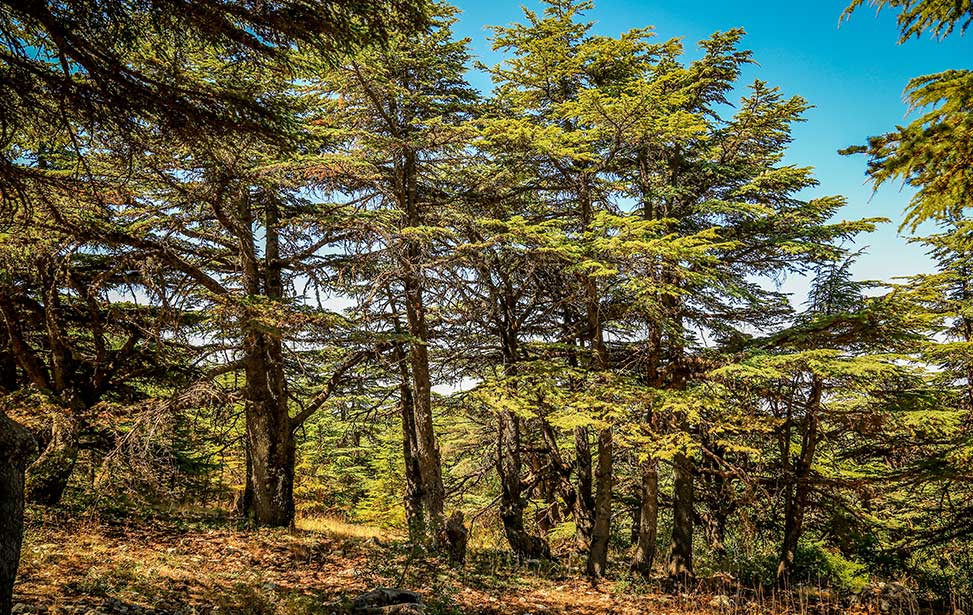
xmin=306 ymin=1 xmax=478 ymax=548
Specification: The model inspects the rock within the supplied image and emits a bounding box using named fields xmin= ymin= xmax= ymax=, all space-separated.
xmin=852 ymin=581 xmax=918 ymax=615
xmin=357 ymin=606 xmax=424 ymax=615
xmin=352 ymin=588 xmax=424 ymax=615
xmin=708 ymin=595 xmax=733 ymax=611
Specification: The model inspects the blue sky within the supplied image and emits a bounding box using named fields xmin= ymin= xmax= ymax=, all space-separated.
xmin=450 ymin=0 xmax=973 ymax=298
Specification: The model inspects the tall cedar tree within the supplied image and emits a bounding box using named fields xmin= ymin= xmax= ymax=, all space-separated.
xmin=482 ymin=0 xmax=879 ymax=581
xmin=306 ymin=1 xmax=478 ymax=548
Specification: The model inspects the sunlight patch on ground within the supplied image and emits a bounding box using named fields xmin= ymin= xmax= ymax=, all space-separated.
xmin=295 ymin=515 xmax=395 ymax=541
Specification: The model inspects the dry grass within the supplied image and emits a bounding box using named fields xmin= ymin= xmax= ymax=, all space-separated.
xmin=294 ymin=515 xmax=397 ymax=542
xmin=13 ymin=510 xmax=855 ymax=615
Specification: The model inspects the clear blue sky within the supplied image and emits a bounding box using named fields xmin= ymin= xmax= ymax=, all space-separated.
xmin=450 ymin=0 xmax=973 ymax=299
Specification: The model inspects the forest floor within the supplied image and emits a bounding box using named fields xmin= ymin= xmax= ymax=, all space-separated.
xmin=13 ymin=509 xmax=855 ymax=615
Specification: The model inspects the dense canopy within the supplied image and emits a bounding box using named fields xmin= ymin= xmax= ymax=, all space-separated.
xmin=0 ymin=1 xmax=971 ymax=614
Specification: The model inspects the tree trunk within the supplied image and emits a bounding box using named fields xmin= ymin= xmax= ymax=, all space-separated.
xmin=498 ymin=410 xmax=550 ymax=560
xmin=25 ymin=412 xmax=80 ymax=506
xmin=238 ymin=196 xmax=295 ymax=528
xmin=587 ymin=427 xmax=612 ymax=577
xmin=244 ymin=381 xmax=295 ymax=527
xmin=631 ymin=457 xmax=659 ymax=576
xmin=667 ymin=451 xmax=695 ymax=586
xmin=777 ymin=378 xmax=822 ymax=585
xmin=573 ymin=426 xmax=595 ymax=549
xmin=241 ymin=322 xmax=294 ymax=527
xmin=395 ymin=341 xmax=424 ymax=542
xmin=400 ymin=147 xmax=446 ymax=548
xmin=1 ymin=413 xmax=35 ymax=615
xmin=403 ymin=276 xmax=446 ymax=546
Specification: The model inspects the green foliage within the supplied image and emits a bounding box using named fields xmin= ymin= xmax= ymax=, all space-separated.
xmin=4 ymin=0 xmax=973 ymax=607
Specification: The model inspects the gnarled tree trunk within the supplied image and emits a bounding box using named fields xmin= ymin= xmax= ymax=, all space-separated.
xmin=498 ymin=409 xmax=550 ymax=559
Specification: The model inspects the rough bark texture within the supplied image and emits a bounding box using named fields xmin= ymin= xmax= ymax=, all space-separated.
xmin=25 ymin=411 xmax=80 ymax=505
xmin=244 ymin=381 xmax=295 ymax=527
xmin=498 ymin=410 xmax=551 ymax=560
xmin=240 ymin=197 xmax=295 ymax=528
xmin=586 ymin=428 xmax=613 ymax=577
xmin=668 ymin=451 xmax=695 ymax=585
xmin=631 ymin=457 xmax=659 ymax=575
xmin=0 ymin=413 xmax=35 ymax=615
xmin=404 ymin=274 xmax=446 ymax=546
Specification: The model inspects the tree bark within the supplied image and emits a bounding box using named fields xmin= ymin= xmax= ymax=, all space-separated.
xmin=777 ymin=378 xmax=822 ymax=585
xmin=631 ymin=457 xmax=659 ymax=576
xmin=587 ymin=427 xmax=612 ymax=577
xmin=244 ymin=369 xmax=295 ymax=527
xmin=400 ymin=148 xmax=446 ymax=547
xmin=239 ymin=196 xmax=295 ymax=527
xmin=394 ymin=340 xmax=424 ymax=542
xmin=403 ymin=276 xmax=446 ymax=546
xmin=25 ymin=412 xmax=80 ymax=506
xmin=0 ymin=413 xmax=35 ymax=615
xmin=667 ymin=451 xmax=695 ymax=585
xmin=498 ymin=409 xmax=550 ymax=559
xmin=573 ymin=426 xmax=595 ymax=548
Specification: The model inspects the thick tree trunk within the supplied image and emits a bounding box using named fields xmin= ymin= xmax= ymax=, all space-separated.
xmin=586 ymin=428 xmax=612 ymax=577
xmin=667 ymin=451 xmax=695 ymax=586
xmin=1 ymin=413 xmax=35 ymax=615
xmin=244 ymin=384 xmax=295 ymax=527
xmin=237 ymin=197 xmax=295 ymax=528
xmin=631 ymin=457 xmax=659 ymax=576
xmin=498 ymin=410 xmax=550 ymax=559
xmin=241 ymin=321 xmax=294 ymax=527
xmin=25 ymin=412 xmax=80 ymax=506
